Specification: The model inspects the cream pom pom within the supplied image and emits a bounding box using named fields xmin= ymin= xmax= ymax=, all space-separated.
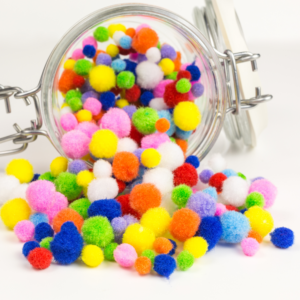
xmin=87 ymin=178 xmax=119 ymax=202
xmin=207 ymin=153 xmax=227 ymax=172
xmin=0 ymin=174 xmax=20 ymax=205
xmin=112 ymin=31 xmax=125 ymax=45
xmin=136 ymin=61 xmax=164 ymax=90
xmin=93 ymin=160 xmax=112 ymax=178
xmin=149 ymin=98 xmax=169 ymax=111
xmin=157 ymin=142 xmax=185 ymax=171
xmin=145 ymin=47 xmax=161 ymax=63
xmin=117 ymin=137 xmax=138 ymax=153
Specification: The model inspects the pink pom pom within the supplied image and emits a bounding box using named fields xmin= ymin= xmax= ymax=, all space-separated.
xmin=153 ymin=79 xmax=173 ymax=98
xmin=46 ymin=192 xmax=68 ymax=223
xmin=114 ymin=243 xmax=138 ymax=268
xmin=14 ymin=220 xmax=35 ymax=242
xmin=83 ymin=98 xmax=102 ymax=116
xmin=76 ymin=122 xmax=99 ymax=138
xmin=100 ymin=108 xmax=131 ymax=138
xmin=241 ymin=238 xmax=259 ymax=257
xmin=141 ymin=133 xmax=170 ymax=149
xmin=136 ymin=23 xmax=150 ymax=33
xmin=72 ymin=49 xmax=84 ymax=60
xmin=61 ymin=130 xmax=90 ymax=159
xmin=82 ymin=36 xmax=97 ymax=49
xmin=60 ymin=113 xmax=78 ymax=131
xmin=180 ymin=63 xmax=189 ymax=71
xmin=26 ymin=180 xmax=56 ymax=213
xmin=248 ymin=179 xmax=277 ymax=209
xmin=215 ymin=203 xmax=227 ymax=216
xmin=129 ymin=52 xmax=139 ymax=61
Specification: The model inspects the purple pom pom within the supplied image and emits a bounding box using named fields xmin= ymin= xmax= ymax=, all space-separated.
xmin=96 ymin=53 xmax=112 ymax=66
xmin=123 ymin=214 xmax=139 ymax=226
xmin=81 ymin=90 xmax=100 ymax=103
xmin=160 ymin=44 xmax=177 ymax=60
xmin=123 ymin=105 xmax=137 ymax=119
xmin=187 ymin=191 xmax=216 ymax=218
xmin=199 ymin=169 xmax=214 ymax=184
xmin=191 ymin=83 xmax=204 ymax=97
xmin=68 ymin=159 xmax=88 ymax=175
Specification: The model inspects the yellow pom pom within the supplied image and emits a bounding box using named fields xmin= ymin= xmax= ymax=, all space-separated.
xmin=173 ymin=101 xmax=201 ymax=131
xmin=77 ymin=170 xmax=94 ymax=187
xmin=61 ymin=103 xmax=69 ymax=109
xmin=116 ymin=99 xmax=129 ymax=108
xmin=82 ymin=186 xmax=88 ymax=197
xmin=123 ymin=223 xmax=155 ymax=255
xmin=183 ymin=237 xmax=208 ymax=258
xmin=89 ymin=129 xmax=118 ymax=159
xmin=140 ymin=207 xmax=171 ymax=237
xmin=76 ymin=109 xmax=92 ymax=123
xmin=50 ymin=157 xmax=68 ymax=177
xmin=244 ymin=206 xmax=274 ymax=237
xmin=64 ymin=59 xmax=76 ymax=70
xmin=6 ymin=159 xmax=34 ymax=183
xmin=141 ymin=148 xmax=161 ymax=168
xmin=81 ymin=245 xmax=104 ymax=267
xmin=106 ymin=44 xmax=120 ymax=58
xmin=1 ymin=198 xmax=31 ymax=229
xmin=158 ymin=58 xmax=175 ymax=76
xmin=89 ymin=65 xmax=116 ymax=92
xmin=108 ymin=24 xmax=126 ymax=38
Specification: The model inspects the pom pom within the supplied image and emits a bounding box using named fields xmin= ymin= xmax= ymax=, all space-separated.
xmin=116 ymin=194 xmax=141 ymax=218
xmin=129 ymin=125 xmax=144 ymax=144
xmin=177 ymin=70 xmax=191 ymax=80
xmin=93 ymin=160 xmax=112 ymax=178
xmin=241 ymin=237 xmax=259 ymax=256
xmin=149 ymin=97 xmax=169 ymax=111
xmin=82 ymin=36 xmax=97 ymax=48
xmin=132 ymin=107 xmax=159 ymax=135
xmin=176 ymin=78 xmax=191 ymax=93
xmin=83 ymin=45 xmax=96 ymax=58
xmin=27 ymin=247 xmax=53 ymax=270
xmin=141 ymin=148 xmax=161 ymax=168
xmin=6 ymin=159 xmax=34 ymax=183
xmin=69 ymin=97 xmax=83 ymax=112
xmin=58 ymin=69 xmax=76 ymax=93
xmin=145 ymin=47 xmax=161 ymax=63
xmin=186 ymin=65 xmax=201 ymax=81
xmin=114 ymin=243 xmax=138 ymax=267
xmin=140 ymin=91 xmax=154 ymax=106
xmin=76 ymin=170 xmax=94 ymax=187
xmin=14 ymin=220 xmax=35 ymax=242
xmin=185 ymin=155 xmax=200 ymax=169
xmin=153 ymin=237 xmax=173 ymax=254
xmin=136 ymin=61 xmax=164 ymax=90
xmin=53 ymin=208 xmax=84 ymax=233
xmin=88 ymin=199 xmax=121 ymax=221
xmin=54 ymin=172 xmax=82 ymax=201
xmin=248 ymin=230 xmax=263 ymax=243
xmin=154 ymin=79 xmax=173 ymax=98
xmin=99 ymin=91 xmax=116 ymax=111
xmin=23 ymin=241 xmax=40 ymax=257
xmin=74 ymin=59 xmax=92 ymax=76
xmin=30 ymin=213 xmax=49 ymax=226
xmin=270 ymin=227 xmax=294 ymax=249
xmin=50 ymin=156 xmax=68 ymax=177
xmin=106 ymin=44 xmax=119 ymax=57
xmin=96 ymin=53 xmax=112 ymax=66
xmin=83 ymin=97 xmax=102 ymax=116
xmin=123 ymin=105 xmax=137 ymax=119
xmin=34 ymin=222 xmax=54 ymax=242
xmin=163 ymin=82 xmax=189 ymax=108
xmin=207 ymin=153 xmax=227 ymax=172
xmin=117 ymin=137 xmax=138 ymax=153
xmin=215 ymin=203 xmax=227 ymax=217
xmin=208 ymin=172 xmax=227 ymax=193
xmin=158 ymin=58 xmax=175 ymax=76
xmin=125 ymin=84 xmax=141 ymax=102
xmin=135 ymin=256 xmax=152 ymax=275
xmin=60 ymin=113 xmax=78 ymax=131
xmin=112 ymin=59 xmax=126 ymax=73
xmin=112 ymin=152 xmax=139 ymax=182
xmin=89 ymin=65 xmax=116 ymax=92
xmin=183 ymin=236 xmax=208 ymax=258
xmin=132 ymin=28 xmax=159 ymax=54
xmin=187 ymin=191 xmax=216 ymax=218
xmin=104 ymin=242 xmax=118 ymax=261
xmin=64 ymin=58 xmax=76 ymax=70
xmin=171 ymin=184 xmax=192 ymax=208
xmin=191 ymin=82 xmax=204 ymax=97
xmin=155 ymin=118 xmax=170 ymax=133
xmin=161 ymin=44 xmax=176 ymax=60
xmin=199 ymin=169 xmax=214 ymax=184
xmin=173 ymin=163 xmax=198 ymax=187
xmin=141 ymin=132 xmax=170 ymax=149
xmin=81 ymin=245 xmax=104 ymax=267
xmin=72 ymin=49 xmax=84 ymax=60
xmin=175 ymin=127 xmax=192 ymax=140
xmin=69 ymin=198 xmax=91 ymax=219
xmin=157 ymin=142 xmax=185 ymax=171
xmin=141 ymin=249 xmax=155 ymax=265
xmin=40 ymin=237 xmax=53 ymax=250
xmin=68 ymin=160 xmax=88 ymax=175
xmin=119 ymin=35 xmax=132 ymax=49
xmin=177 ymin=250 xmax=194 ymax=271
xmin=153 ymin=254 xmax=176 ymax=278
xmin=111 ymin=217 xmax=127 ymax=240
xmin=45 ymin=192 xmax=68 ymax=223
xmin=87 ymin=177 xmax=119 ymax=202
xmin=0 ymin=175 xmax=20 ymax=205
xmin=245 ymin=192 xmax=265 ymax=209
xmin=94 ymin=26 xmax=109 ymax=42
xmin=117 ymin=71 xmax=135 ymax=89
xmin=203 ymin=187 xmax=218 ymax=200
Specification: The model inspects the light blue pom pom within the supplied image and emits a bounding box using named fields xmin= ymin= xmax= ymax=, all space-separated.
xmin=158 ymin=110 xmax=176 ymax=136
xmin=176 ymin=127 xmax=192 ymax=140
xmin=202 ymin=187 xmax=217 ymax=200
xmin=119 ymin=36 xmax=132 ymax=50
xmin=222 ymin=169 xmax=237 ymax=178
xmin=111 ymin=59 xmax=126 ymax=73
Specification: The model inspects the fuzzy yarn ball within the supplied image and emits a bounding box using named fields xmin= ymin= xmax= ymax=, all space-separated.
xmin=89 ymin=65 xmax=116 ymax=92
xmin=145 ymin=47 xmax=161 ymax=63
xmin=49 ymin=157 xmax=68 ymax=178
xmin=153 ymin=254 xmax=176 ymax=278
xmin=134 ymin=256 xmax=152 ymax=275
xmin=88 ymin=200 xmax=121 ymax=221
xmin=96 ymin=53 xmax=112 ymax=66
xmin=111 ymin=217 xmax=127 ymax=238
xmin=123 ymin=105 xmax=137 ymax=119
xmin=34 ymin=222 xmax=54 ymax=242
xmin=93 ymin=160 xmax=112 ymax=179
xmin=208 ymin=172 xmax=227 ymax=193
xmin=94 ymin=26 xmax=109 ymax=42
xmin=173 ymin=163 xmax=198 ymax=187
xmin=155 ymin=118 xmax=170 ymax=133
xmin=27 ymin=247 xmax=53 ymax=270
xmin=60 ymin=113 xmax=78 ymax=132
xmin=14 ymin=220 xmax=35 ymax=242
xmin=104 ymin=242 xmax=118 ymax=261
xmin=75 ymin=122 xmax=98 ymax=139
xmin=81 ymin=245 xmax=104 ymax=267
xmin=54 ymin=172 xmax=82 ymax=201
xmin=157 ymin=142 xmax=185 ymax=171
xmin=23 ymin=241 xmax=40 ymax=258
xmin=141 ymin=249 xmax=155 ymax=265
xmin=132 ymin=107 xmax=159 ymax=135
xmin=248 ymin=230 xmax=263 ymax=243
xmin=83 ymin=98 xmax=102 ymax=116
xmin=153 ymin=237 xmax=173 ymax=254
xmin=30 ymin=213 xmax=49 ymax=227
xmin=141 ymin=133 xmax=170 ymax=150
xmin=6 ymin=159 xmax=34 ymax=183
xmin=87 ymin=177 xmax=119 ymax=202
xmin=177 ymin=250 xmax=194 ymax=271
xmin=171 ymin=184 xmax=192 ymax=208
xmin=141 ymin=148 xmax=161 ymax=168
xmin=270 ymin=227 xmax=294 ymax=249
xmin=187 ymin=191 xmax=216 ymax=218
xmin=183 ymin=237 xmax=208 ymax=258
xmin=68 ymin=160 xmax=88 ymax=175
xmin=117 ymin=137 xmax=138 ymax=153
xmin=132 ymin=28 xmax=159 ymax=54
xmin=99 ymin=92 xmax=116 ymax=111
xmin=52 ymin=208 xmax=84 ymax=233
xmin=114 ymin=243 xmax=138 ymax=268
xmin=241 ymin=237 xmax=259 ymax=256
xmin=112 ymin=152 xmax=139 ymax=182
xmin=136 ymin=61 xmax=164 ymax=90
xmin=245 ymin=192 xmax=265 ymax=209
xmin=76 ymin=171 xmax=94 ymax=188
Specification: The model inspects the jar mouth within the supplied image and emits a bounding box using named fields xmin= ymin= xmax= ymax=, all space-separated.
xmin=41 ymin=3 xmax=227 ymax=163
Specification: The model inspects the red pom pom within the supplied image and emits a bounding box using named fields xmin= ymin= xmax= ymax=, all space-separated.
xmin=125 ymin=84 xmax=141 ymax=102
xmin=177 ymin=70 xmax=192 ymax=81
xmin=173 ymin=163 xmax=198 ymax=187
xmin=117 ymin=179 xmax=126 ymax=194
xmin=208 ymin=173 xmax=227 ymax=193
xmin=111 ymin=86 xmax=122 ymax=96
xmin=225 ymin=205 xmax=239 ymax=212
xmin=27 ymin=247 xmax=52 ymax=270
xmin=73 ymin=75 xmax=85 ymax=88
xmin=116 ymin=194 xmax=141 ymax=219
xmin=163 ymin=82 xmax=189 ymax=108
xmin=129 ymin=124 xmax=144 ymax=145
xmin=118 ymin=46 xmax=131 ymax=56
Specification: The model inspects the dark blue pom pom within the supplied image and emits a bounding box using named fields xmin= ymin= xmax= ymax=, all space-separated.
xmin=31 ymin=173 xmax=40 ymax=182
xmin=83 ymin=45 xmax=96 ymax=58
xmin=153 ymin=254 xmax=176 ymax=278
xmin=167 ymin=239 xmax=177 ymax=256
xmin=240 ymin=208 xmax=247 ymax=214
xmin=185 ymin=155 xmax=200 ymax=169
xmin=22 ymin=241 xmax=40 ymax=258
xmin=100 ymin=92 xmax=116 ymax=111
xmin=140 ymin=91 xmax=154 ymax=106
xmin=270 ymin=227 xmax=294 ymax=249
xmin=34 ymin=222 xmax=54 ymax=242
xmin=124 ymin=59 xmax=137 ymax=76
xmin=168 ymin=108 xmax=174 ymax=114
xmin=186 ymin=65 xmax=201 ymax=81
xmin=50 ymin=221 xmax=83 ymax=265
xmin=196 ymin=216 xmax=223 ymax=251
xmin=88 ymin=199 xmax=122 ymax=221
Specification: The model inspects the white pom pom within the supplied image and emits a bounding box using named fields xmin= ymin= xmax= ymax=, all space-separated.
xmin=117 ymin=137 xmax=138 ymax=153
xmin=87 ymin=178 xmax=119 ymax=202
xmin=93 ymin=160 xmax=112 ymax=178
xmin=112 ymin=31 xmax=125 ymax=45
xmin=221 ymin=176 xmax=249 ymax=207
xmin=136 ymin=61 xmax=164 ymax=90
xmin=143 ymin=167 xmax=174 ymax=196
xmin=10 ymin=183 xmax=28 ymax=200
xmin=192 ymin=179 xmax=208 ymax=191
xmin=145 ymin=47 xmax=161 ymax=63
xmin=160 ymin=192 xmax=177 ymax=215
xmin=149 ymin=98 xmax=169 ymax=111
xmin=207 ymin=153 xmax=227 ymax=172
xmin=60 ymin=106 xmax=73 ymax=116
xmin=157 ymin=142 xmax=185 ymax=171
xmin=0 ymin=175 xmax=20 ymax=205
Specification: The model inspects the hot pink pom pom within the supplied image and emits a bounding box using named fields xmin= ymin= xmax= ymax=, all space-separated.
xmin=114 ymin=243 xmax=138 ymax=268
xmin=215 ymin=203 xmax=227 ymax=216
xmin=26 ymin=180 xmax=56 ymax=213
xmin=46 ymin=192 xmax=68 ymax=223
xmin=76 ymin=122 xmax=99 ymax=138
xmin=100 ymin=108 xmax=131 ymax=138
xmin=60 ymin=113 xmax=78 ymax=131
xmin=241 ymin=238 xmax=259 ymax=257
xmin=153 ymin=79 xmax=173 ymax=98
xmin=72 ymin=49 xmax=84 ymax=60
xmin=14 ymin=220 xmax=35 ymax=242
xmin=248 ymin=179 xmax=277 ymax=209
xmin=82 ymin=36 xmax=97 ymax=49
xmin=83 ymin=98 xmax=102 ymax=116
xmin=129 ymin=52 xmax=139 ymax=61
xmin=141 ymin=133 xmax=170 ymax=149
xmin=136 ymin=23 xmax=150 ymax=33
xmin=180 ymin=63 xmax=189 ymax=71
xmin=61 ymin=130 xmax=90 ymax=159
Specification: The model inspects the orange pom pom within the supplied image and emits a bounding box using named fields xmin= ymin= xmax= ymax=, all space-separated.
xmin=176 ymin=139 xmax=188 ymax=154
xmin=130 ymin=183 xmax=161 ymax=214
xmin=155 ymin=118 xmax=170 ymax=133
xmin=132 ymin=28 xmax=159 ymax=54
xmin=52 ymin=208 xmax=84 ymax=233
xmin=112 ymin=152 xmax=140 ymax=182
xmin=153 ymin=237 xmax=173 ymax=254
xmin=93 ymin=49 xmax=105 ymax=63
xmin=174 ymin=51 xmax=182 ymax=71
xmin=169 ymin=208 xmax=200 ymax=242
xmin=126 ymin=28 xmax=136 ymax=38
xmin=93 ymin=110 xmax=105 ymax=122
xmin=58 ymin=69 xmax=76 ymax=93
xmin=248 ymin=230 xmax=263 ymax=243
xmin=134 ymin=256 xmax=152 ymax=275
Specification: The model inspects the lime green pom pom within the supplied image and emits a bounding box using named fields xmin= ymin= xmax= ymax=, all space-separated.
xmin=141 ymin=249 xmax=155 ymax=266
xmin=69 ymin=198 xmax=91 ymax=219
xmin=157 ymin=41 xmax=161 ymax=49
xmin=169 ymin=137 xmax=176 ymax=143
xmin=132 ymin=107 xmax=159 ymax=135
xmin=177 ymin=250 xmax=194 ymax=271
xmin=238 ymin=172 xmax=247 ymax=180
xmin=74 ymin=59 xmax=92 ymax=76
xmin=94 ymin=26 xmax=109 ymax=42
xmin=166 ymin=71 xmax=178 ymax=80
xmin=69 ymin=97 xmax=83 ymax=112
xmin=39 ymin=172 xmax=56 ymax=183
xmin=245 ymin=192 xmax=265 ymax=209
xmin=65 ymin=89 xmax=82 ymax=104
xmin=54 ymin=172 xmax=82 ymax=201
xmin=176 ymin=78 xmax=192 ymax=93
xmin=171 ymin=184 xmax=192 ymax=208
xmin=117 ymin=71 xmax=135 ymax=89
xmin=40 ymin=237 xmax=53 ymax=250
xmin=104 ymin=242 xmax=118 ymax=261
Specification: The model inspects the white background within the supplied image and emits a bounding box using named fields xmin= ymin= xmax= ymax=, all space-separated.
xmin=0 ymin=1 xmax=300 ymax=300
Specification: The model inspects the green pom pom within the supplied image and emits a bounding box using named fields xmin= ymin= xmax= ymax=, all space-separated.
xmin=94 ymin=26 xmax=109 ymax=42
xmin=40 ymin=237 xmax=53 ymax=250
xmin=39 ymin=172 xmax=56 ymax=182
xmin=117 ymin=71 xmax=135 ymax=89
xmin=171 ymin=184 xmax=192 ymax=208
xmin=74 ymin=59 xmax=92 ymax=76
xmin=54 ymin=172 xmax=82 ymax=201
xmin=237 ymin=172 xmax=247 ymax=180
xmin=245 ymin=192 xmax=265 ymax=209
xmin=157 ymin=41 xmax=161 ymax=49
xmin=177 ymin=250 xmax=194 ymax=271
xmin=65 ymin=89 xmax=82 ymax=104
xmin=82 ymin=216 xmax=114 ymax=248
xmin=132 ymin=107 xmax=159 ymax=135
xmin=69 ymin=97 xmax=83 ymax=112
xmin=141 ymin=249 xmax=155 ymax=266
xmin=166 ymin=71 xmax=178 ymax=80
xmin=104 ymin=242 xmax=118 ymax=261
xmin=176 ymin=78 xmax=191 ymax=93
xmin=69 ymin=198 xmax=91 ymax=219
xmin=169 ymin=137 xmax=176 ymax=143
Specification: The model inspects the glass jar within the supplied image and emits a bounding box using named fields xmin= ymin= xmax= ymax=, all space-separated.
xmin=0 ymin=1 xmax=272 ymax=165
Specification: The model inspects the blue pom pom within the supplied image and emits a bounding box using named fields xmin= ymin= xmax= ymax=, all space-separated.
xmin=100 ymin=92 xmax=116 ymax=110
xmin=270 ymin=227 xmax=294 ymax=249
xmin=176 ymin=127 xmax=192 ymax=140
xmin=50 ymin=221 xmax=83 ymax=265
xmin=124 ymin=59 xmax=137 ymax=76
xmin=111 ymin=59 xmax=126 ymax=73
xmin=34 ymin=222 xmax=54 ymax=242
xmin=140 ymin=91 xmax=154 ymax=106
xmin=251 ymin=176 xmax=265 ymax=183
xmin=68 ymin=159 xmax=88 ymax=175
xmin=88 ymin=199 xmax=122 ymax=221
xmin=186 ymin=65 xmax=201 ymax=81
xmin=30 ymin=213 xmax=49 ymax=227
xmin=199 ymin=169 xmax=214 ymax=184
xmin=153 ymin=254 xmax=176 ymax=278
xmin=22 ymin=241 xmax=40 ymax=258
xmin=31 ymin=174 xmax=40 ymax=182
xmin=185 ymin=155 xmax=200 ymax=169
xmin=196 ymin=216 xmax=222 ymax=251
xmin=128 ymin=179 xmax=143 ymax=192
xmin=221 ymin=169 xmax=237 ymax=178
xmin=168 ymin=239 xmax=177 ymax=256
xmin=119 ymin=36 xmax=132 ymax=50
xmin=158 ymin=110 xmax=176 ymax=136
xmin=220 ymin=211 xmax=250 ymax=243
xmin=83 ymin=45 xmax=96 ymax=58
xmin=240 ymin=208 xmax=247 ymax=214
xmin=202 ymin=187 xmax=217 ymax=200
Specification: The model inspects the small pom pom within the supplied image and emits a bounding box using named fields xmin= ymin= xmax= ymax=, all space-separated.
xmin=83 ymin=45 xmax=96 ymax=58
xmin=119 ymin=35 xmax=132 ymax=49
xmin=53 ymin=208 xmax=84 ymax=233
xmin=114 ymin=243 xmax=138 ymax=267
xmin=176 ymin=78 xmax=191 ymax=93
xmin=6 ymin=159 xmax=34 ymax=183
xmin=140 ymin=91 xmax=154 ymax=106
xmin=158 ymin=58 xmax=175 ymax=76
xmin=141 ymin=148 xmax=161 ymax=168
xmin=60 ymin=113 xmax=78 ymax=131
xmin=74 ymin=59 xmax=92 ymax=76
xmin=132 ymin=107 xmax=159 ymax=135
xmin=88 ymin=199 xmax=121 ymax=221
xmin=191 ymin=82 xmax=204 ymax=97
xmin=54 ymin=172 xmax=82 ymax=201
xmin=187 ymin=191 xmax=216 ymax=218
xmin=106 ymin=44 xmax=120 ymax=57
xmin=132 ymin=28 xmax=159 ymax=54
xmin=76 ymin=170 xmax=94 ymax=187
xmin=125 ymin=84 xmax=141 ymax=102
xmin=111 ymin=58 xmax=126 ymax=72
xmin=248 ymin=230 xmax=263 ymax=243
xmin=68 ymin=159 xmax=88 ymax=175
xmin=112 ymin=152 xmax=139 ymax=182
xmin=116 ymin=194 xmax=141 ymax=218
xmin=135 ymin=256 xmax=152 ymax=275
xmin=58 ymin=69 xmax=76 ymax=93
xmin=104 ymin=243 xmax=118 ymax=261
xmin=186 ymin=65 xmax=201 ymax=81
xmin=94 ymin=26 xmax=109 ymax=42
xmin=208 ymin=172 xmax=227 ymax=193
xmin=163 ymin=82 xmax=189 ymax=108
xmin=27 ymin=247 xmax=53 ymax=270
xmin=117 ymin=71 xmax=135 ymax=89
xmin=22 ymin=241 xmax=40 ymax=258
xmin=171 ymin=184 xmax=192 ymax=208
xmin=199 ymin=169 xmax=214 ymax=184
xmin=270 ymin=227 xmax=294 ymax=249
xmin=185 ymin=155 xmax=200 ymax=169
xmin=87 ymin=177 xmax=119 ymax=202
xmin=51 ymin=157 xmax=69 ymax=178
xmin=81 ymin=245 xmax=104 ymax=267
xmin=153 ymin=237 xmax=173 ymax=254
xmin=89 ymin=65 xmax=116 ymax=93
xmin=245 ymin=192 xmax=265 ymax=209
xmin=157 ymin=142 xmax=185 ymax=171
xmin=30 ymin=213 xmax=49 ymax=226
xmin=177 ymin=250 xmax=194 ymax=271
xmin=69 ymin=198 xmax=91 ymax=219
xmin=93 ymin=160 xmax=112 ymax=179
xmin=241 ymin=238 xmax=260 ymax=256
xmin=183 ymin=236 xmax=208 ymax=258
xmin=155 ymin=118 xmax=170 ymax=133
xmin=173 ymin=163 xmax=198 ymax=187
xmin=14 ymin=220 xmax=35 ymax=242
xmin=153 ymin=254 xmax=176 ymax=278
xmin=136 ymin=61 xmax=164 ymax=90
xmin=99 ymin=91 xmax=116 ymax=111
xmin=34 ymin=222 xmax=54 ymax=242
xmin=96 ymin=53 xmax=112 ymax=66
xmin=145 ymin=47 xmax=161 ymax=63
xmin=83 ymin=97 xmax=102 ymax=116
